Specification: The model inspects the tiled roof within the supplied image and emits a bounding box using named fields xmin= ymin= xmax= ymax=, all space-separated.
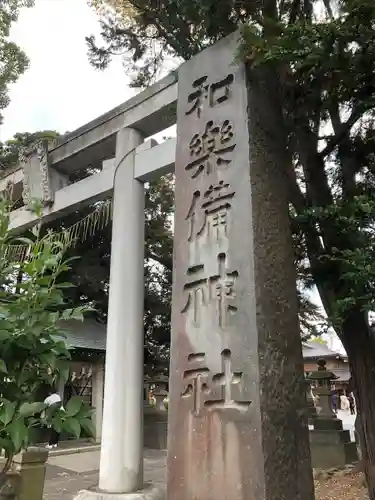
xmin=55 ymin=323 xmax=346 ymax=361
xmin=331 ymin=367 xmax=351 ymax=382
xmin=302 ymin=341 xmax=342 ymax=360
xmin=58 ymin=318 xmax=106 ymax=351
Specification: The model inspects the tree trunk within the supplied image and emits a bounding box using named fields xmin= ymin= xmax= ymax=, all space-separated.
xmin=341 ymin=308 xmax=375 ymax=499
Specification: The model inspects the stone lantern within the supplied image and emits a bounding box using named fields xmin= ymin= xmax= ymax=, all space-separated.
xmin=305 ymin=375 xmax=317 ymax=424
xmin=307 ymin=358 xmax=358 ymax=469
xmin=144 ymin=373 xmax=169 ymax=450
xmin=151 ymin=374 xmax=169 ymax=411
xmin=307 ymin=358 xmax=338 ymax=422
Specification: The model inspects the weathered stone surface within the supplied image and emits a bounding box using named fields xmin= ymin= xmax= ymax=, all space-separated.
xmin=314 ymin=418 xmax=344 ymax=431
xmin=306 ymin=379 xmax=318 ymax=421
xmin=167 ymin=31 xmax=314 ymax=500
xmin=310 ymin=439 xmax=358 ymax=469
xmin=19 ymin=139 xmax=68 ymax=207
xmin=74 ymin=484 xmax=165 ymax=500
xmin=11 ymin=447 xmax=49 ymax=500
xmin=310 ymin=429 xmax=352 ymax=445
xmin=310 ymin=416 xmax=358 ymax=469
xmin=144 ymin=407 xmax=168 ymax=450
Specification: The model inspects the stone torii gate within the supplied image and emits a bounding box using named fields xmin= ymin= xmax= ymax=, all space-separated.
xmin=4 ymin=34 xmax=314 ymax=500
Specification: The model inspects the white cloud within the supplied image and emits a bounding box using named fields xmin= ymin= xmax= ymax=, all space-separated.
xmin=1 ymin=0 xmax=137 ymax=141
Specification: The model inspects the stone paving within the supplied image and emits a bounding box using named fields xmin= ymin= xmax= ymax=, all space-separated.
xmin=43 ymin=449 xmax=166 ymax=500
xmin=43 ymin=412 xmax=356 ymax=499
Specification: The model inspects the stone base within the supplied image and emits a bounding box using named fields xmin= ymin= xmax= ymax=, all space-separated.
xmin=313 ymin=417 xmax=343 ymax=431
xmin=144 ymin=407 xmax=168 ymax=450
xmin=74 ymin=484 xmax=165 ymax=500
xmin=310 ymin=430 xmax=358 ymax=469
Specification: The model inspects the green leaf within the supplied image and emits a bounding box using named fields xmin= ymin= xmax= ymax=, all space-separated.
xmin=63 ymin=418 xmax=81 ymax=439
xmin=56 ymin=282 xmax=75 ymax=289
xmin=80 ymin=418 xmax=95 ymax=438
xmin=8 ymin=418 xmax=27 ymax=453
xmin=61 ymin=309 xmax=72 ymax=320
xmin=0 ymin=400 xmax=16 ymax=426
xmin=0 ymin=438 xmax=14 ymax=456
xmin=40 ymin=352 xmax=57 ymax=370
xmin=0 ymin=306 xmax=10 ymax=319
xmin=70 ymin=308 xmax=84 ymax=321
xmin=76 ymin=405 xmax=93 ymax=419
xmin=65 ymin=397 xmax=83 ymax=417
xmin=52 ymin=345 xmax=69 ymax=361
xmin=61 ymin=256 xmax=81 ymax=266
xmin=52 ymin=413 xmax=63 ymax=433
xmin=45 ymin=257 xmax=58 ymax=268
xmin=56 ymin=361 xmax=70 ymax=384
xmin=19 ymin=402 xmax=47 ymax=418
xmin=36 ymin=276 xmax=52 ymax=286
xmin=48 ymin=290 xmax=65 ymax=305
xmin=14 ymin=237 xmax=34 ymax=246
xmin=0 ymin=330 xmax=10 ymax=342
xmin=0 ymin=359 xmax=8 ymax=373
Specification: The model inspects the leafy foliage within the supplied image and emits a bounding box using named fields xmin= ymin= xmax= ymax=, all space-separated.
xmin=0 ymin=197 xmax=94 ymax=487
xmin=0 ymin=1 xmax=35 ymax=122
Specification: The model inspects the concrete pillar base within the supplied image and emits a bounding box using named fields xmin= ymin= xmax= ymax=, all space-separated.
xmin=74 ymin=484 xmax=165 ymax=500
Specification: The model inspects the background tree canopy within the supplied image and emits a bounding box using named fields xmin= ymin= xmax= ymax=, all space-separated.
xmin=86 ymin=0 xmax=375 ymax=494
xmin=0 ymin=1 xmax=35 ymax=123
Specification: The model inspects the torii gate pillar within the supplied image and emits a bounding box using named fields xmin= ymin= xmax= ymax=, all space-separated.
xmin=75 ymin=128 xmax=164 ymax=500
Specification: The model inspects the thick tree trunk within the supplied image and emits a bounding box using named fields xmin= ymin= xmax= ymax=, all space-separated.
xmin=341 ymin=308 xmax=375 ymax=499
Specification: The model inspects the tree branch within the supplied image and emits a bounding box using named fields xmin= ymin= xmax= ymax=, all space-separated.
xmin=147 ymin=251 xmax=172 ymax=272
xmin=285 ymin=160 xmax=307 ymax=213
xmin=320 ymin=104 xmax=364 ymax=158
xmin=0 ymin=455 xmax=13 ymax=492
xmin=322 ymin=0 xmax=334 ymax=19
xmin=328 ymin=100 xmax=342 ymax=134
xmin=289 ymin=0 xmax=301 ymax=24
xmin=294 ymin=121 xmax=334 ymax=208
xmin=263 ymin=0 xmax=278 ymax=19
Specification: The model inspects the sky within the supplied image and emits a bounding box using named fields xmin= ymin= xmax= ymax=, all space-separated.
xmin=1 ymin=0 xmax=138 ymax=141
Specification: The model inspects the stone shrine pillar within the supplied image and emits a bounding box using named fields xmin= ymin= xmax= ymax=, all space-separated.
xmin=167 ymin=32 xmax=315 ymax=500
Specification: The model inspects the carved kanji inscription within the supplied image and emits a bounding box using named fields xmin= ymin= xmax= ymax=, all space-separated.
xmin=205 ymin=349 xmax=251 ymax=412
xmin=181 ymin=350 xmax=251 ymax=416
xmin=186 ymin=180 xmax=235 ymax=243
xmin=181 ymin=264 xmax=207 ymax=325
xmin=181 ymin=353 xmax=210 ymax=416
xmin=181 ymin=253 xmax=238 ymax=328
xmin=210 ymin=253 xmax=238 ymax=328
xmin=185 ymin=120 xmax=236 ymax=179
xmin=185 ymin=74 xmax=234 ymax=118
